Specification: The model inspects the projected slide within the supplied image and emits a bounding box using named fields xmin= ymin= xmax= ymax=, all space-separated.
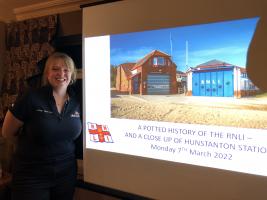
xmin=84 ymin=18 xmax=267 ymax=176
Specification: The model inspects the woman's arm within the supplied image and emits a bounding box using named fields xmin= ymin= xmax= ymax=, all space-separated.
xmin=2 ymin=111 xmax=24 ymax=138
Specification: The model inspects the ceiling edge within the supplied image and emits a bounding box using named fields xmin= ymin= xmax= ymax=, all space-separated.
xmin=14 ymin=0 xmax=92 ymax=21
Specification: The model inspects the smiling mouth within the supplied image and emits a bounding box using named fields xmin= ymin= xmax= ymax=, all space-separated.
xmin=56 ymin=78 xmax=66 ymax=81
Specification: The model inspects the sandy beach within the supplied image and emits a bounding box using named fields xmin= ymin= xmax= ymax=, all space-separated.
xmin=111 ymin=93 xmax=267 ymax=129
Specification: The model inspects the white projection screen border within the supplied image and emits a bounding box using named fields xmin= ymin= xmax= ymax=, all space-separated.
xmin=82 ymin=0 xmax=267 ymax=199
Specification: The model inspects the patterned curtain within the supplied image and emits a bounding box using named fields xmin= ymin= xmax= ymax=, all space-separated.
xmin=0 ymin=15 xmax=58 ymax=123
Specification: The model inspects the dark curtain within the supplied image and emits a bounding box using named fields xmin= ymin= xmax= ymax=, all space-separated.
xmin=0 ymin=15 xmax=58 ymax=123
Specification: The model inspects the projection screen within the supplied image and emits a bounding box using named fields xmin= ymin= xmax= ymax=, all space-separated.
xmin=82 ymin=0 xmax=267 ymax=199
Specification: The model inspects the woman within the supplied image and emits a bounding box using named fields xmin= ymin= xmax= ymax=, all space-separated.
xmin=2 ymin=52 xmax=82 ymax=200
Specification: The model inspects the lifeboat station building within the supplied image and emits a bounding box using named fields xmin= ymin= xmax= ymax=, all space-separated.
xmin=116 ymin=50 xmax=177 ymax=95
xmin=186 ymin=60 xmax=259 ymax=98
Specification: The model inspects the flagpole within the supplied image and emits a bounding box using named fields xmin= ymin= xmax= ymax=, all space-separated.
xmin=170 ymin=32 xmax=173 ymax=58
xmin=185 ymin=40 xmax=188 ymax=69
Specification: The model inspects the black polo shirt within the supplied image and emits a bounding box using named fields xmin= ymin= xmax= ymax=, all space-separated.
xmin=10 ymin=85 xmax=82 ymax=162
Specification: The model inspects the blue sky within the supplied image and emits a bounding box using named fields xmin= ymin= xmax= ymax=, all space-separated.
xmin=110 ymin=17 xmax=258 ymax=72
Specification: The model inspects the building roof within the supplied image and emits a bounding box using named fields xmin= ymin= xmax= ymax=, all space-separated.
xmin=197 ymin=59 xmax=234 ymax=67
xmin=186 ymin=59 xmax=246 ymax=72
xmin=132 ymin=50 xmax=171 ymax=70
xmin=176 ymin=70 xmax=185 ymax=74
xmin=118 ymin=62 xmax=135 ymax=77
xmin=118 ymin=50 xmax=175 ymax=79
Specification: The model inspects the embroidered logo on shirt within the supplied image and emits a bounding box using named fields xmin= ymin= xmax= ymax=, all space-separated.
xmin=35 ymin=109 xmax=53 ymax=114
xmin=71 ymin=111 xmax=80 ymax=118
xmin=87 ymin=122 xmax=114 ymax=143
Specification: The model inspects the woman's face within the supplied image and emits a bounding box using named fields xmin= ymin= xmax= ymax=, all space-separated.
xmin=46 ymin=58 xmax=72 ymax=90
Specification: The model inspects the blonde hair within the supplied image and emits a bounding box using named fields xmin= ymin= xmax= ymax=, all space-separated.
xmin=42 ymin=52 xmax=77 ymax=86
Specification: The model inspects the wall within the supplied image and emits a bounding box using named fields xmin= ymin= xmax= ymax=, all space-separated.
xmin=0 ymin=10 xmax=82 ymax=86
xmin=58 ymin=10 xmax=82 ymax=36
xmin=0 ymin=21 xmax=14 ymax=172
xmin=56 ymin=10 xmax=83 ymax=74
xmin=0 ymin=21 xmax=6 ymax=94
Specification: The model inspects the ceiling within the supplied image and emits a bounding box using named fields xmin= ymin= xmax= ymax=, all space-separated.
xmin=0 ymin=0 xmax=50 ymax=22
xmin=0 ymin=0 xmax=94 ymax=22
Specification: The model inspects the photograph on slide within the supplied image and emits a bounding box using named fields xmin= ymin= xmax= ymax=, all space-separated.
xmin=110 ymin=17 xmax=267 ymax=129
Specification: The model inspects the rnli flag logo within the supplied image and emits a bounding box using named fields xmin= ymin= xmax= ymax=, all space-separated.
xmin=87 ymin=122 xmax=114 ymax=143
